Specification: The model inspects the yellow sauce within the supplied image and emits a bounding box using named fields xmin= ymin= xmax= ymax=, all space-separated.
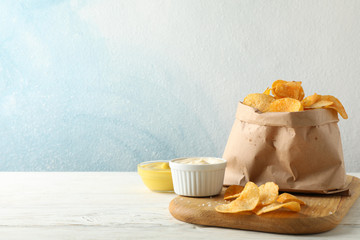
xmin=141 ymin=162 xmax=171 ymax=170
xmin=138 ymin=161 xmax=173 ymax=192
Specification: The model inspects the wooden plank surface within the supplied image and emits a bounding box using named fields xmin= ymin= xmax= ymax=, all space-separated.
xmin=169 ymin=175 xmax=360 ymax=234
xmin=0 ymin=172 xmax=359 ymax=239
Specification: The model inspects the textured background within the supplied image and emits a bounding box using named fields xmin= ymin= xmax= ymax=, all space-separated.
xmin=0 ymin=0 xmax=359 ymax=171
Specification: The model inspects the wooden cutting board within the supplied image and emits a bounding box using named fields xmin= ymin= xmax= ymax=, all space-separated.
xmin=169 ymin=175 xmax=360 ymax=234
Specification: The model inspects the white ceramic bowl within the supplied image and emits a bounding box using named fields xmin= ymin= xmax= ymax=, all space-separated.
xmin=169 ymin=157 xmax=227 ymax=197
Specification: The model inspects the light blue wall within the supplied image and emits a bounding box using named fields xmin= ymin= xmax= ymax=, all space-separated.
xmin=1 ymin=0 xmax=359 ymax=171
xmin=0 ymin=0 xmax=226 ymax=171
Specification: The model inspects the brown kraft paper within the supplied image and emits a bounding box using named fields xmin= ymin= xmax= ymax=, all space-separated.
xmin=223 ymin=102 xmax=348 ymax=194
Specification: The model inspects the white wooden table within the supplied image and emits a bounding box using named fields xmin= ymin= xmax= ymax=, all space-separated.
xmin=0 ymin=172 xmax=359 ymax=239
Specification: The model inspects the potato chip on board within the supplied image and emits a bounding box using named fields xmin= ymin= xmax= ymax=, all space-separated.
xmin=268 ymin=98 xmax=304 ymax=112
xmin=215 ymin=182 xmax=259 ymax=213
xmin=224 ymin=185 xmax=244 ymax=200
xmin=301 ymin=93 xmax=321 ymax=107
xmin=243 ymin=93 xmax=275 ymax=113
xmin=277 ymin=193 xmax=305 ymax=205
xmin=254 ymin=201 xmax=301 ymax=215
xmin=306 ymin=100 xmax=333 ymax=109
xmin=320 ymin=95 xmax=348 ymax=119
xmin=271 ymin=80 xmax=305 ymax=101
xmin=258 ymin=182 xmax=279 ymax=206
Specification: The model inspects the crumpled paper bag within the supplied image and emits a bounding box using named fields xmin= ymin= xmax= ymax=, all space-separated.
xmin=223 ymin=102 xmax=348 ymax=194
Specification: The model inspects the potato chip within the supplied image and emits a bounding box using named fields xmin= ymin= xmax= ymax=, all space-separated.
xmin=241 ymin=79 xmax=348 ymax=118
xmin=243 ymin=93 xmax=275 ymax=113
xmin=263 ymin=87 xmax=271 ymax=95
xmin=254 ymin=201 xmax=301 ymax=215
xmin=258 ymin=182 xmax=279 ymax=206
xmin=224 ymin=185 xmax=244 ymax=200
xmin=268 ymin=98 xmax=304 ymax=112
xmin=301 ymin=93 xmax=321 ymax=107
xmin=215 ymin=182 xmax=259 ymax=213
xmin=306 ymin=100 xmax=333 ymax=109
xmin=320 ymin=95 xmax=348 ymax=119
xmin=271 ymin=80 xmax=305 ymax=101
xmin=216 ymin=182 xmax=305 ymax=215
xmin=271 ymin=80 xmax=287 ymax=92
xmin=277 ymin=193 xmax=305 ymax=205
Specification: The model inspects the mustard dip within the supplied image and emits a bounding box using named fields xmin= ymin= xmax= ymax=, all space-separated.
xmin=138 ymin=161 xmax=173 ymax=192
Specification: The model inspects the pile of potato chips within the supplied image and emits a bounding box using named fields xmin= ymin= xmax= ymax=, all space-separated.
xmin=243 ymin=80 xmax=348 ymax=119
xmin=215 ymin=182 xmax=305 ymax=215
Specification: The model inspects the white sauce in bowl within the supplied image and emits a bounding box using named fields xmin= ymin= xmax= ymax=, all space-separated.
xmin=173 ymin=157 xmax=225 ymax=165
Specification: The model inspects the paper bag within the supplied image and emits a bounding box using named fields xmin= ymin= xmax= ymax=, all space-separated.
xmin=223 ymin=102 xmax=348 ymax=194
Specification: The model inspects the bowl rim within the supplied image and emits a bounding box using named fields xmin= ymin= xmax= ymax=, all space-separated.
xmin=169 ymin=157 xmax=227 ymax=170
xmin=137 ymin=160 xmax=171 ymax=171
